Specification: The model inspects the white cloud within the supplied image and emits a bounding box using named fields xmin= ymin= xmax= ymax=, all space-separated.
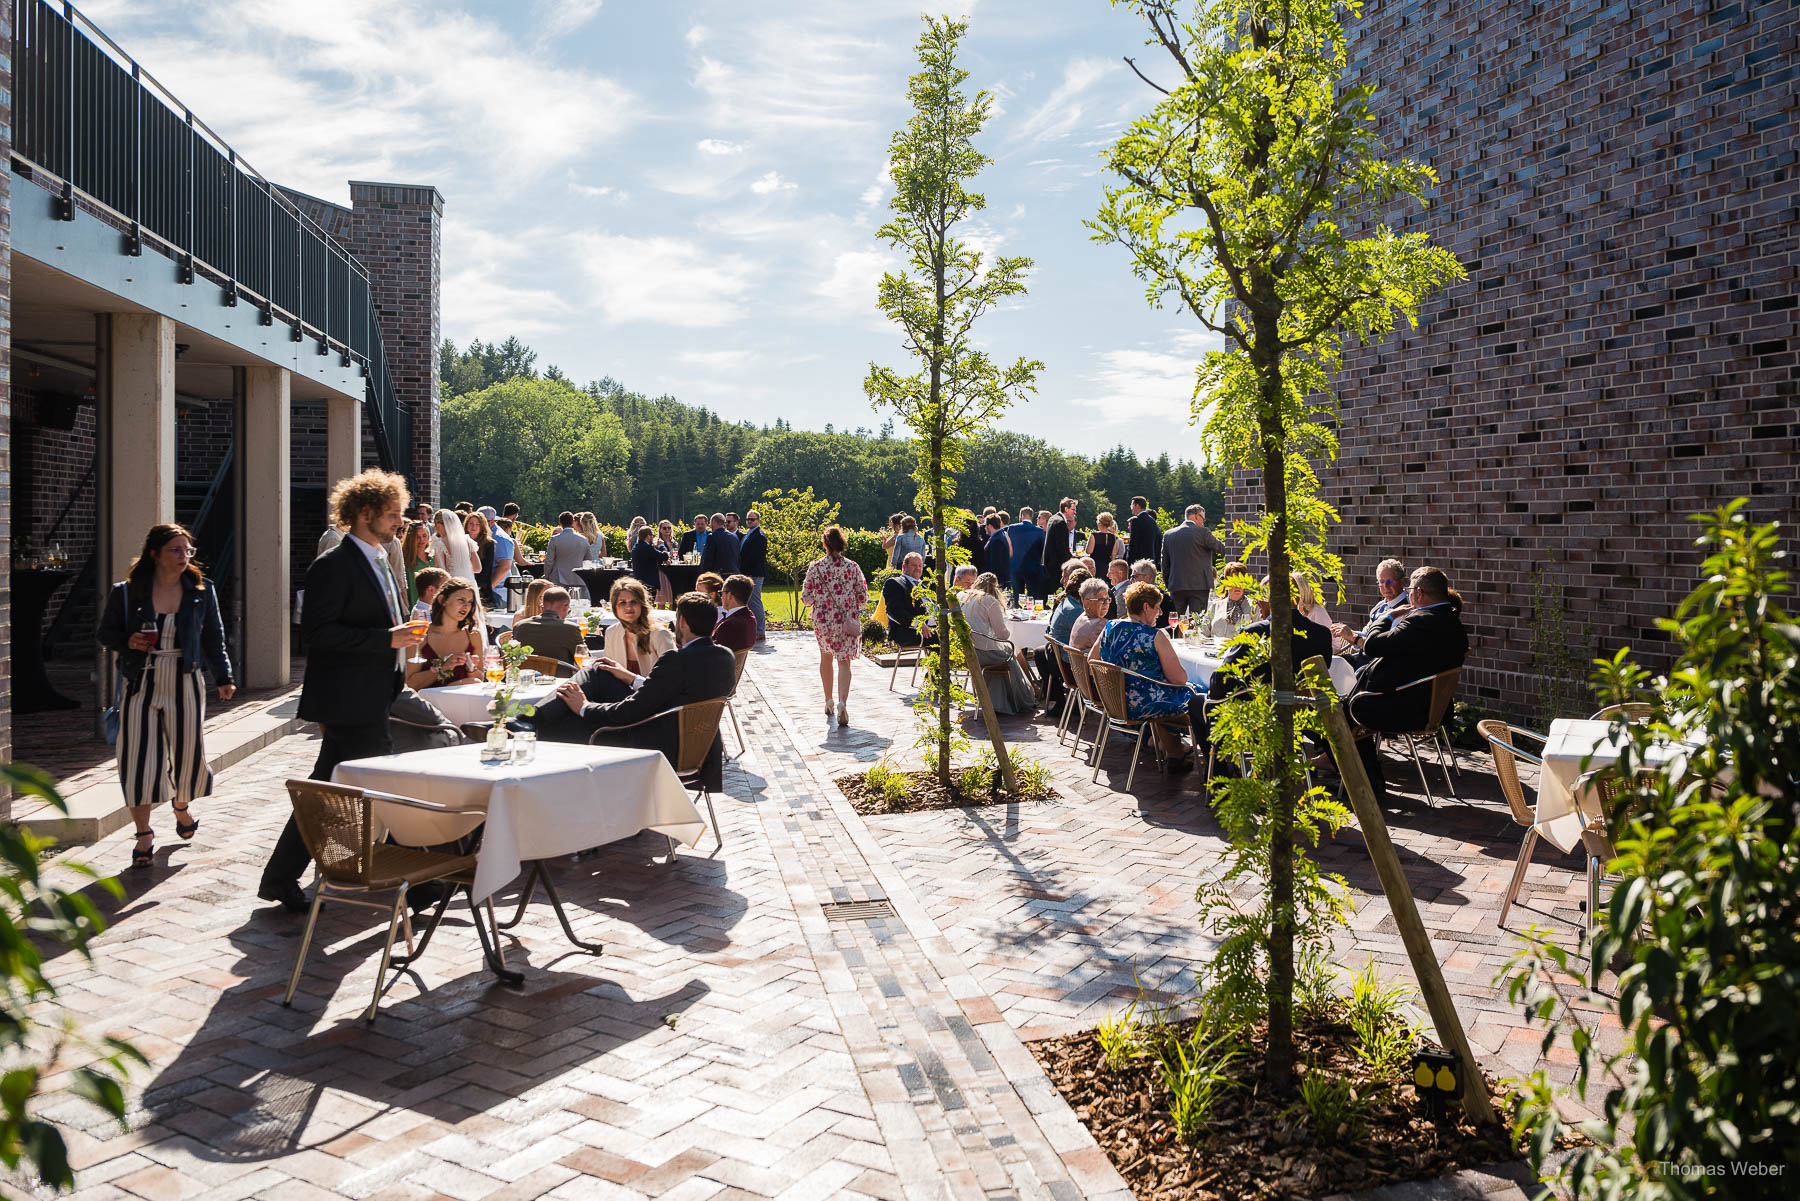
xmin=749 ymin=171 xmax=798 ymax=196
xmin=537 ymin=0 xmax=603 ymax=37
xmin=697 ymin=138 xmax=745 ymax=156
xmin=679 ymin=349 xmax=758 ymax=371
xmin=1069 ymin=331 xmax=1222 ymax=427
xmin=572 ymin=233 xmax=758 ymax=327
xmin=569 ymin=182 xmax=625 ymax=200
xmin=815 ymin=249 xmax=896 ymax=316
xmin=1012 ymin=56 xmax=1114 ymax=145
xmin=441 ymin=218 xmax=572 ymax=340
xmin=685 ymin=23 xmax=708 ymax=47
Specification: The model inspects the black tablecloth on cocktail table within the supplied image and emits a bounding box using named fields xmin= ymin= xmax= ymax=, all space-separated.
xmin=659 ymin=563 xmax=702 ymax=601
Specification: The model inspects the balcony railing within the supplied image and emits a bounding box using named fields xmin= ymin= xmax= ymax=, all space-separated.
xmin=10 ymin=0 xmax=411 ymax=476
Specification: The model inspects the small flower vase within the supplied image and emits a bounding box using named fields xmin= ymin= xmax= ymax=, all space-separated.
xmin=483 ymin=719 xmax=510 ymax=764
xmin=505 ymin=664 xmax=520 ymax=687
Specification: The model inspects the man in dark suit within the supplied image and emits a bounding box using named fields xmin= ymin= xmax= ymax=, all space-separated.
xmin=259 ymin=469 xmax=426 ymax=913
xmin=884 ymin=553 xmax=934 ymax=648
xmin=1002 ymin=508 xmax=1045 ymax=606
xmin=1040 ymin=497 xmax=1080 ymax=594
xmin=1192 ymin=594 xmax=1333 ymax=764
xmin=542 ymin=593 xmax=737 ymax=791
xmin=509 ymin=586 xmax=583 ymax=665
xmin=699 ymin=512 xmax=740 ymax=578
xmin=738 ymin=509 xmax=769 ymax=640
xmin=1126 ymin=496 xmax=1162 ymax=573
xmin=1342 ymin=567 xmax=1468 ymax=802
xmin=677 ymin=514 xmax=708 ymax=559
xmin=713 ymin=576 xmax=758 ymax=652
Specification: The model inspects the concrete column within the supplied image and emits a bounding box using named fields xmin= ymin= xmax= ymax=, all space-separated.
xmin=107 ymin=313 xmax=176 ymax=583
xmin=242 ymin=367 xmax=291 ymax=688
xmin=326 ymin=394 xmax=360 ymax=487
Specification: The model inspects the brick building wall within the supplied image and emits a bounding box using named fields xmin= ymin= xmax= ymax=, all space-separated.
xmin=279 ymin=182 xmax=444 ymax=504
xmin=1230 ymin=0 xmax=1800 ymax=715
xmin=2 ymin=0 xmax=13 ymax=794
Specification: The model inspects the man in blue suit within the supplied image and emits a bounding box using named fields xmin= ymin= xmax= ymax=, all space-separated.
xmin=1003 ymin=507 xmax=1045 ymax=607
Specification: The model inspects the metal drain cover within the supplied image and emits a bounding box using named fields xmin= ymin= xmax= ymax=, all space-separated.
xmin=822 ymin=900 xmax=898 ymax=922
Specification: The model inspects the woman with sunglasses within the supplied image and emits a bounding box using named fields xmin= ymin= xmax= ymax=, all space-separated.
xmin=98 ymin=523 xmax=234 ymax=869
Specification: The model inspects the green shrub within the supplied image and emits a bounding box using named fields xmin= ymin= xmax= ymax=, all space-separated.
xmin=1505 ymin=501 xmax=1800 ymax=1197
xmin=1094 ymin=1000 xmax=1144 ymax=1070
xmin=863 ymin=759 xmax=910 ymax=808
xmin=1293 ymin=1071 xmax=1366 ymax=1137
xmin=1161 ymin=1027 xmax=1240 ymax=1142
xmin=844 ymin=529 xmax=890 ymax=580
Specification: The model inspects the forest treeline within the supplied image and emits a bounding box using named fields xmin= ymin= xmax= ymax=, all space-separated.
xmin=438 ymin=336 xmax=1226 ymax=529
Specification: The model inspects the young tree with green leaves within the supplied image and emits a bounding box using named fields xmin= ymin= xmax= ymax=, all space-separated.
xmin=866 ymin=14 xmax=1043 ymax=789
xmin=1093 ymin=0 xmax=1464 ymax=1088
xmin=757 ymin=487 xmax=841 ymax=622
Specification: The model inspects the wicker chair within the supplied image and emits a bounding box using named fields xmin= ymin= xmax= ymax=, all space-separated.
xmin=1479 ymin=719 xmax=1550 ymax=927
xmin=522 ymin=654 xmax=577 ymax=678
xmin=1573 ymin=767 xmax=1654 ymax=936
xmin=1590 ymin=702 xmax=1653 ymax=723
xmin=1063 ymin=646 xmax=1106 ymax=762
xmin=1362 ymin=667 xmax=1462 ymax=806
xmin=589 ymin=697 xmax=728 ymax=856
xmin=724 ymin=649 xmax=751 ymax=758
xmin=281 ymin=780 xmax=487 ymax=1023
xmin=1085 ymin=660 xmax=1191 ymax=790
xmin=1043 ymin=636 xmax=1082 ymax=744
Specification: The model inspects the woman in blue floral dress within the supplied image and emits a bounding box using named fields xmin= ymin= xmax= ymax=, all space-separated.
xmin=1094 ymin=581 xmax=1202 ymax=770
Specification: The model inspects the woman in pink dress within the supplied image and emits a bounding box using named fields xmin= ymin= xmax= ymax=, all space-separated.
xmin=801 ymin=525 xmax=869 ymax=726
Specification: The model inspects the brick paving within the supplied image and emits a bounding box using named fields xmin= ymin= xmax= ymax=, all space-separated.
xmin=19 ymin=631 xmax=1618 ymax=1201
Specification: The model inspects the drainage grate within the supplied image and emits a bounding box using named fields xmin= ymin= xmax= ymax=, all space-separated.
xmin=822 ymin=899 xmax=898 ymax=922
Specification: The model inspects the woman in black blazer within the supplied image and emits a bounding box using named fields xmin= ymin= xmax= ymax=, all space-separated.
xmin=98 ymin=523 xmax=234 ymax=868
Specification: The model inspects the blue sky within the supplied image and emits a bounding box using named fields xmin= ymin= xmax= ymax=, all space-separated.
xmin=80 ymin=0 xmax=1223 ymax=462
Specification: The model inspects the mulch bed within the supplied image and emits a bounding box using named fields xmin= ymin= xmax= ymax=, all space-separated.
xmin=1031 ymin=1011 xmax=1578 ymax=1200
xmin=835 ymin=766 xmax=1057 ymax=815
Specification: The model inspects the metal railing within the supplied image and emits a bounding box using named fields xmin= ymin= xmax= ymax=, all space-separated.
xmin=10 ymin=0 xmax=411 ymax=475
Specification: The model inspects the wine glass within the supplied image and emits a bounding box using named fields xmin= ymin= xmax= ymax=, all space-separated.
xmin=405 ymin=617 xmax=430 ymax=666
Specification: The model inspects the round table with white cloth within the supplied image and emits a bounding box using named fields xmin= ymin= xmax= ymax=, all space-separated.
xmin=415 ymin=680 xmax=558 ymax=727
xmin=1171 ymin=641 xmax=1356 ymax=697
xmin=1003 ymin=614 xmax=1051 ymax=651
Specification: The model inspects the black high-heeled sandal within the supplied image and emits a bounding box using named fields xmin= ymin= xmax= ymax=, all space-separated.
xmin=130 ymin=829 xmax=155 ymax=869
xmin=172 ymin=802 xmax=198 ymax=840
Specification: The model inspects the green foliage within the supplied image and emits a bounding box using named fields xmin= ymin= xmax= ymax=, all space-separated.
xmin=0 ymin=764 xmax=146 ymax=1191
xmin=1503 ymin=501 xmax=1800 ymax=1198
xmin=863 ymin=759 xmax=911 ymax=809
xmin=1346 ymin=964 xmax=1418 ymax=1083
xmin=1011 ymin=755 xmax=1053 ymax=798
xmin=1094 ymin=1000 xmax=1146 ymax=1070
xmin=1097 ymin=0 xmax=1463 ymax=1087
xmin=757 ymin=488 xmax=841 ymax=621
xmin=1161 ymin=1026 xmax=1242 ymax=1142
xmin=1293 ymin=943 xmax=1339 ymax=1022
xmin=842 ymin=530 xmax=890 ymax=582
xmin=866 ymin=15 xmax=1041 ymax=788
xmin=440 ymin=335 xmax=538 ymax=398
xmin=1293 ymin=1071 xmax=1367 ymax=1138
xmin=440 ymin=377 xmax=633 ymax=519
xmin=1528 ymin=559 xmax=1595 ymax=727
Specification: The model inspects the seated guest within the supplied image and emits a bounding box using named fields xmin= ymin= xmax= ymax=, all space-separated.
xmin=1342 ymin=566 xmax=1468 ymax=803
xmin=1069 ymin=577 xmax=1113 ymax=653
xmin=1202 ymin=561 xmax=1257 ymax=637
xmin=410 ymin=567 xmax=449 ymax=622
xmin=1128 ymin=559 xmax=1172 ymax=628
xmin=884 ymin=553 xmax=935 ymax=648
xmin=1108 ymin=559 xmax=1132 ymax=616
xmin=713 ymin=575 xmax=757 ymax=652
xmin=631 ymin=523 xmax=669 ymax=592
xmin=1331 ymin=557 xmax=1408 ymax=666
xmin=1192 ymin=576 xmax=1334 ymax=763
xmin=406 ymin=577 xmax=484 ymax=691
xmin=517 ymin=578 xmax=552 ymax=620
xmin=389 ymin=687 xmax=459 ymax=753
xmin=538 ymin=593 xmax=737 ymax=790
xmin=1291 ymin=573 xmax=1333 ymax=633
xmin=600 ymin=578 xmax=678 ymax=685
xmin=954 ymin=569 xmax=1035 ymax=714
xmin=696 ymin=572 xmax=724 ymax=602
xmin=1038 ymin=569 xmax=1090 ymax=709
xmin=510 ymin=586 xmax=583 ymax=666
xmin=1094 ymin=582 xmax=1202 ymax=771
xmin=699 ymin=513 xmax=741 ymax=577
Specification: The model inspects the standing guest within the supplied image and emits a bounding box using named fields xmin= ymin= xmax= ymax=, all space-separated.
xmin=1002 ymin=507 xmax=1045 ymax=606
xmin=1126 ymin=496 xmax=1162 ymax=569
xmin=725 ymin=512 xmax=741 ymax=537
xmin=489 ymin=511 xmax=516 ymax=607
xmin=883 ymin=554 xmax=935 ymax=649
xmin=1331 ymin=558 xmax=1409 ymax=666
xmin=986 ymin=513 xmax=1011 ymax=589
xmin=414 ymin=501 xmax=434 ymax=526
xmin=510 ymin=586 xmax=582 ymax=665
xmin=965 ymin=514 xmax=988 ymax=574
xmin=1069 ymin=577 xmax=1113 ymax=653
xmin=406 ymin=577 xmax=484 ymax=690
xmin=454 ymin=501 xmax=474 ymax=515
xmin=1108 ymin=559 xmax=1132 ymax=617
xmin=410 ymin=567 xmax=450 ymax=621
xmin=1203 ymin=561 xmax=1258 ymax=637
xmin=401 ymin=521 xmax=435 ymax=607
xmin=958 ymin=571 xmax=1037 ymax=715
xmin=678 ymin=513 xmax=709 ymax=559
xmin=99 ymin=524 xmax=235 ymax=869
xmin=538 ymin=594 xmax=736 ymax=790
xmin=1343 ymin=567 xmax=1468 ymax=803
xmin=577 ymin=512 xmax=606 ymax=561
xmin=1095 ymin=581 xmax=1201 ymax=772
xmin=801 ymin=526 xmax=868 ymax=726
xmin=738 ymin=510 xmax=769 ymax=640
xmin=502 ymin=502 xmax=520 ymax=524
xmin=543 ymin=511 xmax=589 ymax=588
xmin=1041 ymin=498 xmax=1080 ymax=596
xmin=891 ymin=515 xmax=927 ymax=569
xmin=700 ymin=513 xmax=741 ymax=578
xmin=465 ymin=511 xmax=498 ymax=606
xmin=316 ymin=516 xmax=347 ymax=560
xmin=656 ymin=519 xmax=678 ymax=555
xmin=597 ymin=578 xmax=678 ymax=686
xmin=696 ymin=571 xmax=725 ymax=602
xmin=881 ymin=513 xmax=905 ymax=566
xmin=1087 ymin=512 xmax=1120 ymax=566
xmin=1160 ymin=503 xmax=1229 ymax=614
xmin=630 ymin=523 xmax=670 ymax=592
xmin=432 ymin=508 xmax=477 ymax=580
xmin=714 ymin=575 xmax=758 ymax=652
xmin=259 ymin=469 xmax=425 ymax=912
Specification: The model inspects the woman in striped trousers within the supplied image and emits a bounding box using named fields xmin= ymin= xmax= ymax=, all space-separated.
xmin=99 ymin=524 xmax=235 ymax=868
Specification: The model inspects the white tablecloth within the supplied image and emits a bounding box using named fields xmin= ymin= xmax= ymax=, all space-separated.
xmin=586 ymin=608 xmax=678 ymax=629
xmin=1171 ymin=643 xmax=1356 ymax=697
xmin=1535 ymin=719 xmax=1631 ymax=854
xmin=1004 ymin=616 xmax=1050 ymax=651
xmin=334 ymin=743 xmax=707 ymax=902
xmin=417 ymin=681 xmax=557 ymax=727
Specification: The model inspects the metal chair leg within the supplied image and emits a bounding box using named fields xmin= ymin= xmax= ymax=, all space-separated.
xmin=1125 ymin=724 xmax=1149 ymax=791
xmin=696 ymin=786 xmax=722 ymax=853
xmin=1056 ymin=689 xmax=1076 ymax=744
xmin=1499 ymin=828 xmax=1539 ymax=928
xmin=1436 ymin=727 xmax=1461 ymax=779
xmin=282 ymin=890 xmax=326 ymax=1007
xmin=1586 ymin=854 xmax=1601 ymax=936
xmin=1406 ymin=736 xmax=1436 ymax=807
xmin=1091 ymin=719 xmax=1112 ymax=781
xmin=366 ymin=884 xmax=408 ymax=1023
xmin=726 ymin=700 xmax=745 ymax=759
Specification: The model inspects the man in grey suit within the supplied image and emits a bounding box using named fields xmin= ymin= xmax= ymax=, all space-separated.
xmin=543 ymin=510 xmax=590 ymax=589
xmin=1160 ymin=503 xmax=1229 ymax=614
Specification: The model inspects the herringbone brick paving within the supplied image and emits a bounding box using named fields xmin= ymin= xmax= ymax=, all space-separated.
xmin=20 ymin=638 xmax=1131 ymax=1201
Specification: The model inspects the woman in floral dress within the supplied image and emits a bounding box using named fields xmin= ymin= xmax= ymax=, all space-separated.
xmin=801 ymin=526 xmax=869 ymax=726
xmin=1094 ymin=580 xmax=1201 ymax=771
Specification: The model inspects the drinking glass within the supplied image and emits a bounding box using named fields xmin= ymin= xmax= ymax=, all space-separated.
xmin=573 ymin=646 xmax=588 ymax=669
xmin=510 ymin=731 xmax=537 ymax=764
xmin=405 ymin=619 xmax=430 ymax=665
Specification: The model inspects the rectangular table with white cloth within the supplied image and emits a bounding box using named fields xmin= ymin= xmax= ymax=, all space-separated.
xmin=1171 ymin=642 xmax=1357 ymax=697
xmin=1006 ymin=615 xmax=1051 ymax=651
xmin=415 ymin=681 xmax=557 ymax=728
xmin=1532 ymin=718 xmax=1689 ymax=854
xmin=332 ymin=743 xmax=707 ymax=977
